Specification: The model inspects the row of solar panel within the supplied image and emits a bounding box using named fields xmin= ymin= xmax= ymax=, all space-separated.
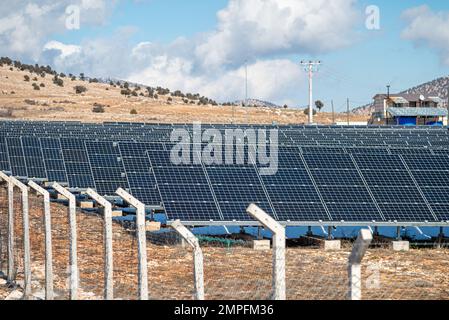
xmin=2 ymin=136 xmax=449 ymax=223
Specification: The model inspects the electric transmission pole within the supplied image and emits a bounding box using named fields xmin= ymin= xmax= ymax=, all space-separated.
xmin=300 ymin=60 xmax=321 ymax=125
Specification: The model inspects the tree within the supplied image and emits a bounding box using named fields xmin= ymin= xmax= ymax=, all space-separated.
xmin=74 ymin=85 xmax=87 ymax=94
xmin=315 ymin=100 xmax=324 ymax=113
xmin=283 ymin=104 xmax=288 ymax=109
xmin=24 ymin=75 xmax=30 ymax=82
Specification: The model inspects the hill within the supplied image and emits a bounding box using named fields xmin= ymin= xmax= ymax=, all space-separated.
xmin=352 ymin=76 xmax=449 ymax=115
xmin=0 ymin=57 xmax=366 ymax=124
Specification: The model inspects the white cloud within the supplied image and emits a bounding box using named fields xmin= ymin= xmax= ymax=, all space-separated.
xmin=0 ymin=0 xmax=114 ymax=61
xmin=194 ymin=0 xmax=359 ymax=70
xmin=1 ymin=0 xmax=360 ymax=104
xmin=402 ymin=5 xmax=449 ymax=66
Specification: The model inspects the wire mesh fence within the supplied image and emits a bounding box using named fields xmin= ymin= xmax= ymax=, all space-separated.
xmin=0 ymin=189 xmax=448 ymax=300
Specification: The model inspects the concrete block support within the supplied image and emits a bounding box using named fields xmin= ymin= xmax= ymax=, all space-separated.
xmin=324 ymin=240 xmax=341 ymax=251
xmin=253 ymin=240 xmax=271 ymax=251
xmin=247 ymin=204 xmax=286 ymax=300
xmin=392 ymin=241 xmax=410 ymax=252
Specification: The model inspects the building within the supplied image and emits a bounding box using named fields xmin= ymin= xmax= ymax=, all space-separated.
xmin=370 ymin=93 xmax=447 ymax=126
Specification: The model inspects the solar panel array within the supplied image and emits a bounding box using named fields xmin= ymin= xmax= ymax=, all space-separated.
xmin=1 ymin=120 xmax=449 ymax=225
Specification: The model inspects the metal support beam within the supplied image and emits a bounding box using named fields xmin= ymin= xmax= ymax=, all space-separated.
xmin=327 ymin=226 xmax=333 ymax=240
xmin=396 ymin=226 xmax=402 ymax=241
xmin=246 ymin=204 xmax=286 ymax=300
xmin=28 ymin=181 xmax=54 ymax=300
xmin=115 ymin=188 xmax=148 ymax=300
xmin=86 ymin=188 xmax=114 ymax=300
xmin=52 ymin=183 xmax=78 ymax=300
xmin=348 ymin=229 xmax=373 ymax=300
xmin=8 ymin=177 xmax=32 ymax=299
xmin=0 ymin=172 xmax=15 ymax=283
xmin=171 ymin=220 xmax=204 ymax=300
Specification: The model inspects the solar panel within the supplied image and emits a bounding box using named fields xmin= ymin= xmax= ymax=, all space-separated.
xmin=61 ymin=138 xmax=95 ymax=188
xmin=6 ymin=137 xmax=27 ymax=177
xmin=40 ymin=138 xmax=68 ymax=183
xmin=85 ymin=141 xmax=129 ymax=196
xmin=21 ymin=136 xmax=47 ymax=179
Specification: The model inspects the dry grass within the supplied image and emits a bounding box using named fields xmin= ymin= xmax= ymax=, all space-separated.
xmin=0 ymin=65 xmax=368 ymax=125
xmin=0 ymin=191 xmax=448 ymax=300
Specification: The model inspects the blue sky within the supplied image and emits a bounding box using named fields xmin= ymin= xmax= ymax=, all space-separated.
xmin=2 ymin=0 xmax=449 ymax=111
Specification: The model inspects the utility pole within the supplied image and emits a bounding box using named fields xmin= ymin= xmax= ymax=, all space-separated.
xmin=300 ymin=60 xmax=321 ymax=125
xmin=347 ymin=98 xmax=350 ymax=126
xmin=331 ymin=100 xmax=335 ymax=124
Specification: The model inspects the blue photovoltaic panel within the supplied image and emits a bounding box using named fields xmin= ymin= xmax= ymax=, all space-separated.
xmin=6 ymin=137 xmax=27 ymax=177
xmin=119 ymin=142 xmax=162 ymax=205
xmin=148 ymin=150 xmax=222 ymax=221
xmin=85 ymin=141 xmax=129 ymax=196
xmin=61 ymin=138 xmax=95 ymax=188
xmin=21 ymin=136 xmax=47 ymax=179
xmin=40 ymin=138 xmax=68 ymax=183
xmin=0 ymin=140 xmax=10 ymax=172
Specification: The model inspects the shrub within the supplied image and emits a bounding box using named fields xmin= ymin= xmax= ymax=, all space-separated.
xmin=74 ymin=85 xmax=87 ymax=94
xmin=53 ymin=76 xmax=64 ymax=87
xmin=40 ymin=83 xmax=45 ymax=87
xmin=303 ymin=108 xmax=317 ymax=116
xmin=33 ymin=77 xmax=38 ymax=81
xmin=130 ymin=109 xmax=138 ymax=115
xmin=121 ymin=89 xmax=131 ymax=96
xmin=24 ymin=75 xmax=30 ymax=82
xmin=32 ymin=83 xmax=40 ymax=91
xmin=92 ymin=105 xmax=105 ymax=113
xmin=167 ymin=97 xmax=173 ymax=102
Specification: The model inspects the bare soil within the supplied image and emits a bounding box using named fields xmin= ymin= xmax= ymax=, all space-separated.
xmin=0 ymin=65 xmax=368 ymax=125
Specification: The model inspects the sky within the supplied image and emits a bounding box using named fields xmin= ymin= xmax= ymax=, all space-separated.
xmin=1 ymin=0 xmax=449 ymax=111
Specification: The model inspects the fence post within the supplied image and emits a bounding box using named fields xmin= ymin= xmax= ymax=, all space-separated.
xmin=9 ymin=177 xmax=32 ymax=299
xmin=52 ymin=183 xmax=78 ymax=300
xmin=0 ymin=172 xmax=15 ymax=283
xmin=28 ymin=181 xmax=54 ymax=300
xmin=115 ymin=188 xmax=148 ymax=300
xmin=348 ymin=229 xmax=373 ymax=300
xmin=171 ymin=220 xmax=204 ymax=300
xmin=246 ymin=204 xmax=286 ymax=300
xmin=86 ymin=188 xmax=114 ymax=300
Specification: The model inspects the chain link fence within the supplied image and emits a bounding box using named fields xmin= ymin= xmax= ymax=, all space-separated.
xmin=0 ymin=189 xmax=448 ymax=300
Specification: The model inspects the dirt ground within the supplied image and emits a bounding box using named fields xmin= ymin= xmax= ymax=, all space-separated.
xmin=0 ymin=65 xmax=369 ymax=125
xmin=0 ymin=190 xmax=448 ymax=300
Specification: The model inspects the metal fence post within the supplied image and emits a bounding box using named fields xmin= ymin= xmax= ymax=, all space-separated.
xmin=171 ymin=220 xmax=204 ymax=300
xmin=52 ymin=183 xmax=78 ymax=300
xmin=9 ymin=177 xmax=32 ymax=299
xmin=246 ymin=204 xmax=286 ymax=300
xmin=115 ymin=188 xmax=148 ymax=300
xmin=86 ymin=188 xmax=114 ymax=300
xmin=348 ymin=229 xmax=373 ymax=300
xmin=28 ymin=181 xmax=54 ymax=300
xmin=0 ymin=172 xmax=15 ymax=283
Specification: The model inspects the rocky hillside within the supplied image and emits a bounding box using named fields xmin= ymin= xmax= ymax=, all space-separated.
xmin=353 ymin=76 xmax=449 ymax=115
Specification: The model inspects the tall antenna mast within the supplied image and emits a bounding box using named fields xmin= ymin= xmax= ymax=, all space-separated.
xmin=300 ymin=60 xmax=321 ymax=125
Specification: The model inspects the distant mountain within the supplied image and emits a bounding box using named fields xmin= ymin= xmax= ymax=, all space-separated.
xmin=352 ymin=76 xmax=449 ymax=115
xmin=234 ymin=99 xmax=281 ymax=108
